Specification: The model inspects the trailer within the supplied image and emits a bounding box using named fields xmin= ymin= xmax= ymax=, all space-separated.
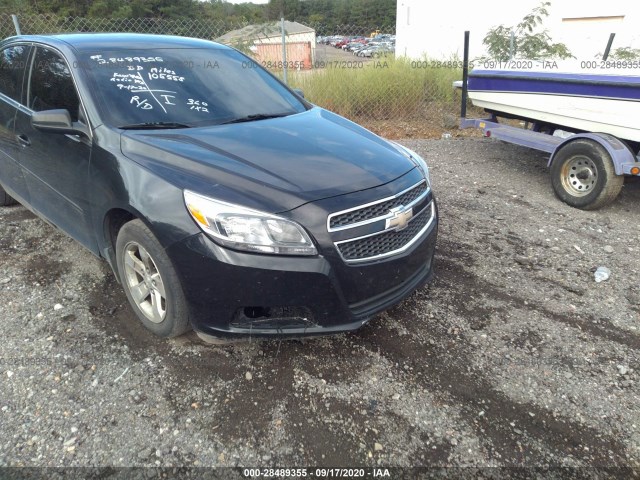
xmin=458 ymin=31 xmax=640 ymax=210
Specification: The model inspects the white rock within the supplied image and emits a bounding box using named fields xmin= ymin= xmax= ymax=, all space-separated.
xmin=594 ymin=267 xmax=611 ymax=283
xmin=245 ymin=372 xmax=252 ymax=381
xmin=63 ymin=437 xmax=77 ymax=447
xmin=54 ymin=304 xmax=63 ymax=311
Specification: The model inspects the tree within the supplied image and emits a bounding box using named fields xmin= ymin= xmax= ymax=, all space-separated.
xmin=5 ymin=0 xmax=395 ymax=27
xmin=266 ymin=0 xmax=302 ymax=20
xmin=607 ymin=47 xmax=640 ymax=61
xmin=265 ymin=0 xmax=395 ymax=26
xmin=482 ymin=2 xmax=572 ymax=61
xmin=88 ymin=0 xmax=132 ymax=18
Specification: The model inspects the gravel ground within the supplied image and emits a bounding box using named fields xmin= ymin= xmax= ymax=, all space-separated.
xmin=0 ymin=137 xmax=639 ymax=470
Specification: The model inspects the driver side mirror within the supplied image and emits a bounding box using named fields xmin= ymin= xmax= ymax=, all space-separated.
xmin=31 ymin=109 xmax=86 ymax=136
xmin=292 ymin=88 xmax=305 ymax=99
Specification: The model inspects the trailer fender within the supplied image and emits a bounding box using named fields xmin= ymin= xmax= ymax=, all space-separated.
xmin=549 ymin=133 xmax=636 ymax=176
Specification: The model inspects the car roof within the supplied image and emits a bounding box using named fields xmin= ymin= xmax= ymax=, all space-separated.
xmin=2 ymin=33 xmax=231 ymax=52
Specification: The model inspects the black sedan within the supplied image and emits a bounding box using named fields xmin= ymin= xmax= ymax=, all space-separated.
xmin=0 ymin=33 xmax=438 ymax=340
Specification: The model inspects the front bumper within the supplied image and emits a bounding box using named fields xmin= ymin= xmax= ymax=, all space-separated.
xmin=166 ymin=200 xmax=438 ymax=339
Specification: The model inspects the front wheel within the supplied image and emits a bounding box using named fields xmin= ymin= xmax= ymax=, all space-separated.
xmin=116 ymin=219 xmax=191 ymax=338
xmin=550 ymin=139 xmax=623 ymax=210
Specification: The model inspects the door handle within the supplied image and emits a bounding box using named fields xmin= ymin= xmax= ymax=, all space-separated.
xmin=16 ymin=134 xmax=31 ymax=147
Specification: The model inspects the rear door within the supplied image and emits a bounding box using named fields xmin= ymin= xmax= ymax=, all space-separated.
xmin=0 ymin=43 xmax=31 ymax=202
xmin=14 ymin=45 xmax=95 ymax=249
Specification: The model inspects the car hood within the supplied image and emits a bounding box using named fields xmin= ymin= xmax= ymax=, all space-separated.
xmin=120 ymin=107 xmax=416 ymax=213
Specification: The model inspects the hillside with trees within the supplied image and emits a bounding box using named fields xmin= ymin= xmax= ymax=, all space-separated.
xmin=265 ymin=0 xmax=396 ymax=25
xmin=2 ymin=0 xmax=396 ymax=26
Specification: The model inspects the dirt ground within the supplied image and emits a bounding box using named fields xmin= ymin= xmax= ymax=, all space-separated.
xmin=360 ymin=118 xmax=481 ymax=140
xmin=0 ymin=137 xmax=639 ymax=472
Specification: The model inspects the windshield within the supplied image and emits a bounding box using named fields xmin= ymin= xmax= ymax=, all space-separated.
xmin=79 ymin=47 xmax=307 ymax=128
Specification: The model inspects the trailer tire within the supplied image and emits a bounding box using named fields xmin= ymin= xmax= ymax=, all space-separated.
xmin=550 ymin=139 xmax=623 ymax=210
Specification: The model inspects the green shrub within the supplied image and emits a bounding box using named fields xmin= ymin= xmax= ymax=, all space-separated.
xmin=277 ymin=56 xmax=462 ymax=121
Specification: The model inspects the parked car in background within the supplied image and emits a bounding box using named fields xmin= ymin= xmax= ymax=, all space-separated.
xmin=349 ymin=40 xmax=369 ymax=51
xmin=375 ymin=44 xmax=395 ymax=57
xmin=316 ymin=32 xmax=395 ymax=57
xmin=358 ymin=44 xmax=381 ymax=57
xmin=352 ymin=44 xmax=369 ymax=55
xmin=0 ymin=33 xmax=437 ymax=340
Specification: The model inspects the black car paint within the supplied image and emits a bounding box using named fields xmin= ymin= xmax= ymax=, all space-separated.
xmin=0 ymin=33 xmax=438 ymax=337
xmin=119 ymin=108 xmax=416 ymax=213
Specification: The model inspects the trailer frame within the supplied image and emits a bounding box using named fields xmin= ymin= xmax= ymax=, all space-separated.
xmin=458 ymin=31 xmax=640 ymax=209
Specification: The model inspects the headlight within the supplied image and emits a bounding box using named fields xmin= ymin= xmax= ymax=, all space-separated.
xmin=184 ymin=190 xmax=317 ymax=256
xmin=391 ymin=142 xmax=431 ymax=185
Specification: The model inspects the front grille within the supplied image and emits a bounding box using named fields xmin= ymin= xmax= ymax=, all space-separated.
xmin=329 ymin=181 xmax=428 ymax=229
xmin=336 ymin=202 xmax=433 ymax=262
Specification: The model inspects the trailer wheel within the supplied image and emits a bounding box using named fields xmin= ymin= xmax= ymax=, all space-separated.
xmin=550 ymin=139 xmax=623 ymax=210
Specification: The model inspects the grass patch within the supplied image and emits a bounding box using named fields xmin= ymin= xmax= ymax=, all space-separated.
xmin=279 ymin=57 xmax=462 ymax=121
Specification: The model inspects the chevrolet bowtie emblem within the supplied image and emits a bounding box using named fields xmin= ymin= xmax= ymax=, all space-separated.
xmin=385 ymin=206 xmax=413 ymax=231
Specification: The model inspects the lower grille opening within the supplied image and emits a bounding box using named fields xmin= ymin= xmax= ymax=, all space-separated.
xmin=231 ymin=306 xmax=316 ymax=330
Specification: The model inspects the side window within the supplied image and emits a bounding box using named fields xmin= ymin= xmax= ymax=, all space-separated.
xmin=29 ymin=47 xmax=80 ymax=121
xmin=0 ymin=45 xmax=30 ymax=102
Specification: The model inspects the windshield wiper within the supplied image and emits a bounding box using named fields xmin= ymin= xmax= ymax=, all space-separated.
xmin=219 ymin=113 xmax=291 ymax=125
xmin=118 ymin=122 xmax=194 ymax=130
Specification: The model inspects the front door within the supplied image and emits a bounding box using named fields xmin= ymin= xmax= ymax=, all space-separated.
xmin=14 ymin=45 xmax=95 ymax=249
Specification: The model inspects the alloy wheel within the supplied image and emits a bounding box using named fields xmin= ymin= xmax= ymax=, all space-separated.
xmin=122 ymin=241 xmax=167 ymax=323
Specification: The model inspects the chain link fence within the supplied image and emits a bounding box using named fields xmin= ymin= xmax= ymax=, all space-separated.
xmin=1 ymin=14 xmax=245 ymax=40
xmin=2 ymin=14 xmax=470 ymax=139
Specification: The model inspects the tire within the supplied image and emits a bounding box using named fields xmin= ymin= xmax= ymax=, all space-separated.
xmin=550 ymin=139 xmax=624 ymax=210
xmin=116 ymin=219 xmax=191 ymax=338
xmin=0 ymin=185 xmax=17 ymax=206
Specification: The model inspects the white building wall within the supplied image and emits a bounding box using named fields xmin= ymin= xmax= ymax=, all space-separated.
xmin=553 ymin=1 xmax=640 ymax=60
xmin=396 ymin=0 xmax=640 ymax=61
